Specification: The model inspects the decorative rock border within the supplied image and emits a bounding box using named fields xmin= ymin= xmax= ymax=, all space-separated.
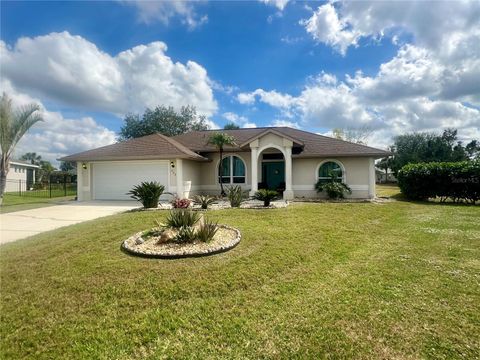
xmin=127 ymin=200 xmax=289 ymax=212
xmin=122 ymin=225 xmax=241 ymax=259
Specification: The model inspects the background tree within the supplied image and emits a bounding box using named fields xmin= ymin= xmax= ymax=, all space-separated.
xmin=21 ymin=152 xmax=42 ymax=165
xmin=208 ymin=132 xmax=236 ymax=196
xmin=376 ymin=155 xmax=394 ymax=183
xmin=0 ymin=93 xmax=43 ymax=204
xmin=59 ymin=161 xmax=76 ymax=172
xmin=332 ymin=126 xmax=373 ymax=145
xmin=390 ymin=129 xmax=470 ymax=174
xmin=224 ymin=122 xmax=240 ymax=130
xmin=119 ymin=105 xmax=209 ymax=140
xmin=465 ymin=140 xmax=480 ymax=160
xmin=38 ymin=160 xmax=56 ymax=182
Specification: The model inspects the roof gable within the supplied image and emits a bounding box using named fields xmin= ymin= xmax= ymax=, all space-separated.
xmin=59 ymin=133 xmax=208 ymax=162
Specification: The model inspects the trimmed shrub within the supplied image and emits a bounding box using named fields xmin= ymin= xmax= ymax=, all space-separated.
xmin=397 ymin=161 xmax=480 ymax=203
xmin=193 ymin=195 xmax=216 ymax=209
xmin=253 ymin=189 xmax=278 ymax=207
xmin=226 ymin=185 xmax=244 ymax=207
xmin=127 ymin=181 xmax=165 ymax=208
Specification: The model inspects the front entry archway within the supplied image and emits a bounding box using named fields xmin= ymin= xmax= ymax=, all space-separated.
xmin=249 ymin=139 xmax=294 ymax=200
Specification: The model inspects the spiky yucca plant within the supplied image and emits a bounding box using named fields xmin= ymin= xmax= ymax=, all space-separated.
xmin=193 ymin=194 xmax=216 ymax=209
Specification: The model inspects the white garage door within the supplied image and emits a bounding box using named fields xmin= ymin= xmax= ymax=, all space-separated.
xmin=93 ymin=161 xmax=169 ymax=200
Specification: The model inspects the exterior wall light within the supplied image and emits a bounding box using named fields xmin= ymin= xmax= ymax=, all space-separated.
xmin=82 ymin=163 xmax=87 ymax=170
xmin=170 ymin=161 xmax=175 ymax=169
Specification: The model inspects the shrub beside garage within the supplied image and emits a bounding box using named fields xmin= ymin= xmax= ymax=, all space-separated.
xmin=397 ymin=161 xmax=480 ymax=203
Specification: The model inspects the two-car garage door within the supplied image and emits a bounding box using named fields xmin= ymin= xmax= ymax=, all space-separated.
xmin=92 ymin=161 xmax=169 ymax=200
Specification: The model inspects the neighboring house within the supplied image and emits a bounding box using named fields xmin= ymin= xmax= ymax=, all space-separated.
xmin=60 ymin=127 xmax=390 ymax=201
xmin=375 ymin=168 xmax=397 ymax=183
xmin=5 ymin=160 xmax=40 ymax=192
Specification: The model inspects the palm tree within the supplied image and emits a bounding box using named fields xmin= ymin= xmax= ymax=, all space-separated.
xmin=0 ymin=93 xmax=43 ymax=204
xmin=208 ymin=132 xmax=236 ymax=196
xmin=21 ymin=152 xmax=42 ymax=165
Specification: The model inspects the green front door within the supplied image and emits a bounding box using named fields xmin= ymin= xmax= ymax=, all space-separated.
xmin=262 ymin=162 xmax=285 ymax=190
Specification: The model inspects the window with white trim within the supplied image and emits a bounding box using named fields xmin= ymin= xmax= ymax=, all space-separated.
xmin=218 ymin=156 xmax=246 ymax=184
xmin=318 ymin=161 xmax=343 ymax=184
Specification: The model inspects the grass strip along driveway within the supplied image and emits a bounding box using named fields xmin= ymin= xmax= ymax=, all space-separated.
xmin=0 ymin=194 xmax=75 ymax=213
xmin=0 ymin=199 xmax=479 ymax=358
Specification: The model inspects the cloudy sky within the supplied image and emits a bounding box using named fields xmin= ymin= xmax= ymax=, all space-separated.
xmin=1 ymin=0 xmax=479 ymax=163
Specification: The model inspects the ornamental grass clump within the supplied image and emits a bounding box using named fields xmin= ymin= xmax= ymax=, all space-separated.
xmin=253 ymin=189 xmax=278 ymax=207
xmin=127 ymin=181 xmax=165 ymax=208
xmin=193 ymin=195 xmax=216 ymax=209
xmin=226 ymin=185 xmax=244 ymax=207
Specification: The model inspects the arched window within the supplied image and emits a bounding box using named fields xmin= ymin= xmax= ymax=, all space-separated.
xmin=218 ymin=156 xmax=246 ymax=184
xmin=317 ymin=161 xmax=344 ymax=184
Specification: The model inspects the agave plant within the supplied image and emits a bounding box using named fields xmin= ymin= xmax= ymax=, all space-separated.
xmin=173 ymin=226 xmax=197 ymax=243
xmin=196 ymin=218 xmax=218 ymax=242
xmin=253 ymin=189 xmax=279 ymax=207
xmin=193 ymin=194 xmax=216 ymax=209
xmin=127 ymin=181 xmax=165 ymax=208
xmin=165 ymin=209 xmax=200 ymax=229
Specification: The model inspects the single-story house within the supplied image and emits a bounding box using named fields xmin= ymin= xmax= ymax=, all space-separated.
xmin=5 ymin=160 xmax=39 ymax=192
xmin=375 ymin=168 xmax=397 ymax=183
xmin=59 ymin=127 xmax=390 ymax=201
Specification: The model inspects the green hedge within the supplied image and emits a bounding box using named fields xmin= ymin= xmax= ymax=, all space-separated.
xmin=397 ymin=161 xmax=480 ymax=203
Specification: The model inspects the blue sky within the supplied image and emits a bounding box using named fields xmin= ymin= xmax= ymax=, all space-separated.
xmin=1 ymin=1 xmax=479 ymax=163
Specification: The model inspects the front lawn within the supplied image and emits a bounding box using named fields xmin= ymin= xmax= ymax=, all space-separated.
xmin=0 ymin=201 xmax=479 ymax=358
xmin=0 ymin=194 xmax=75 ymax=213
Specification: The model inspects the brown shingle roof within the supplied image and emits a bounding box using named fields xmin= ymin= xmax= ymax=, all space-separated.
xmin=58 ymin=133 xmax=208 ymax=162
xmin=60 ymin=127 xmax=391 ymax=162
xmin=172 ymin=127 xmax=391 ymax=158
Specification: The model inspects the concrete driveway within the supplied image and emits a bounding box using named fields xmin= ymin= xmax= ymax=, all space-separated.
xmin=0 ymin=201 xmax=139 ymax=245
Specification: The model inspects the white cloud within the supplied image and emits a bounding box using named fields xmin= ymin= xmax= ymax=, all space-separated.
xmin=121 ymin=1 xmax=208 ymax=29
xmin=1 ymin=32 xmax=217 ymax=117
xmin=269 ymin=119 xmax=299 ymax=128
xmin=259 ymin=0 xmax=290 ymax=11
xmin=302 ymin=3 xmax=360 ymax=55
xmin=1 ymin=80 xmax=116 ymax=165
xmin=231 ymin=1 xmax=479 ymax=148
xmin=302 ymin=1 xmax=480 ymax=55
xmin=237 ymin=89 xmax=294 ymax=109
xmin=222 ymin=112 xmax=257 ymax=128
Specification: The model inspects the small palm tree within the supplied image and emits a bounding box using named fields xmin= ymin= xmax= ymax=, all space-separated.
xmin=208 ymin=132 xmax=236 ymax=196
xmin=0 ymin=93 xmax=43 ymax=204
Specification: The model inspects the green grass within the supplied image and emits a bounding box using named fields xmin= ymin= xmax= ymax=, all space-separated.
xmin=1 ymin=201 xmax=479 ymax=359
xmin=376 ymin=183 xmax=402 ymax=198
xmin=0 ymin=194 xmax=75 ymax=213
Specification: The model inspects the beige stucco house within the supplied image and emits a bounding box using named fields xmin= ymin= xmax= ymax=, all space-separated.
xmin=60 ymin=127 xmax=390 ymax=201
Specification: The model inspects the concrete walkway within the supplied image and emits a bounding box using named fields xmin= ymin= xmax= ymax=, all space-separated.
xmin=0 ymin=201 xmax=139 ymax=245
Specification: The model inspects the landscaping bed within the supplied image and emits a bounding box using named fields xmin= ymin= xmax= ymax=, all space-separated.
xmin=122 ymin=225 xmax=241 ymax=258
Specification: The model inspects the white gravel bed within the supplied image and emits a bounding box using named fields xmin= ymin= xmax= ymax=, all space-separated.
xmin=129 ymin=199 xmax=289 ymax=211
xmin=122 ymin=225 xmax=241 ymax=258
